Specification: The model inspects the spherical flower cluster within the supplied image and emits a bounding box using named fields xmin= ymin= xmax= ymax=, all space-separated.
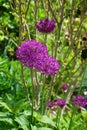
xmin=16 ymin=40 xmax=60 ymax=75
xmin=36 ymin=56 xmax=60 ymax=75
xmin=85 ymin=32 xmax=87 ymax=37
xmin=73 ymin=95 xmax=87 ymax=108
xmin=55 ymin=99 xmax=66 ymax=108
xmin=48 ymin=98 xmax=66 ymax=108
xmin=16 ymin=40 xmax=48 ymax=68
xmin=62 ymin=84 xmax=68 ymax=90
xmin=36 ymin=18 xmax=55 ymax=33
xmin=48 ymin=101 xmax=55 ymax=108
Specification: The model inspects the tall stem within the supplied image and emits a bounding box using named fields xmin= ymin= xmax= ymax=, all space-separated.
xmin=78 ymin=61 xmax=87 ymax=94
xmin=18 ymin=0 xmax=29 ymax=101
xmin=44 ymin=76 xmax=54 ymax=114
xmin=54 ymin=0 xmax=65 ymax=58
xmin=56 ymin=107 xmax=61 ymax=130
xmin=21 ymin=64 xmax=29 ymax=100
xmin=18 ymin=0 xmax=23 ymax=45
xmin=30 ymin=69 xmax=34 ymax=123
xmin=34 ymin=0 xmax=39 ymax=39
xmin=41 ymin=74 xmax=46 ymax=114
xmin=68 ymin=106 xmax=76 ymax=130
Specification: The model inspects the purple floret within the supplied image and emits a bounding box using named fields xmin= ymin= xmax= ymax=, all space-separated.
xmin=62 ymin=84 xmax=68 ymax=90
xmin=55 ymin=98 xmax=66 ymax=108
xmin=48 ymin=101 xmax=55 ymax=108
xmin=73 ymin=95 xmax=87 ymax=108
xmin=36 ymin=18 xmax=55 ymax=33
xmin=36 ymin=56 xmax=60 ymax=75
xmin=16 ymin=40 xmax=48 ymax=68
xmin=85 ymin=32 xmax=87 ymax=37
xmin=16 ymin=40 xmax=60 ymax=75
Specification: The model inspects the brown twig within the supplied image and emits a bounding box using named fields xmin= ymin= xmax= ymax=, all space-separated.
xmin=54 ymin=0 xmax=66 ymax=58
xmin=25 ymin=0 xmax=31 ymax=18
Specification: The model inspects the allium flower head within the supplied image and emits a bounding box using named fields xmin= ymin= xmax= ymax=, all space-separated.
xmin=73 ymin=95 xmax=87 ymax=108
xmin=36 ymin=18 xmax=55 ymax=33
xmin=55 ymin=98 xmax=66 ymax=108
xmin=62 ymin=84 xmax=68 ymax=90
xmin=85 ymin=32 xmax=87 ymax=37
xmin=36 ymin=56 xmax=60 ymax=75
xmin=48 ymin=101 xmax=55 ymax=108
xmin=16 ymin=40 xmax=60 ymax=75
xmin=16 ymin=40 xmax=48 ymax=68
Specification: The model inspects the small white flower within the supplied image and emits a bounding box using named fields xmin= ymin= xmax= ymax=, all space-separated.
xmin=84 ymin=91 xmax=87 ymax=95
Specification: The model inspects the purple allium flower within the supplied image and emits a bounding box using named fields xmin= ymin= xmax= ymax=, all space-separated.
xmin=16 ymin=40 xmax=60 ymax=75
xmin=73 ymin=95 xmax=87 ymax=108
xmin=16 ymin=40 xmax=48 ymax=68
xmin=37 ymin=56 xmax=60 ymax=75
xmin=55 ymin=98 xmax=66 ymax=108
xmin=48 ymin=101 xmax=55 ymax=108
xmin=62 ymin=84 xmax=68 ymax=90
xmin=85 ymin=32 xmax=87 ymax=37
xmin=36 ymin=18 xmax=55 ymax=33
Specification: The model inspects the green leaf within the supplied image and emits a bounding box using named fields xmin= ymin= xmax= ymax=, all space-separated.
xmin=14 ymin=100 xmax=29 ymax=112
xmin=31 ymin=125 xmax=37 ymax=130
xmin=0 ymin=118 xmax=13 ymax=125
xmin=81 ymin=110 xmax=87 ymax=119
xmin=31 ymin=126 xmax=53 ymax=130
xmin=15 ymin=115 xmax=29 ymax=130
xmin=0 ymin=112 xmax=9 ymax=117
xmin=35 ymin=115 xmax=56 ymax=127
xmin=11 ymin=128 xmax=18 ymax=130
xmin=0 ymin=100 xmax=12 ymax=112
xmin=23 ymin=110 xmax=31 ymax=116
xmin=0 ymin=60 xmax=7 ymax=65
xmin=38 ymin=127 xmax=53 ymax=130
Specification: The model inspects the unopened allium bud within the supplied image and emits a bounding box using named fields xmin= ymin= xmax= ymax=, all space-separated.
xmin=62 ymin=84 xmax=68 ymax=90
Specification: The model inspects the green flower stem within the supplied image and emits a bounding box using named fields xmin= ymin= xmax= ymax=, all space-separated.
xmin=18 ymin=0 xmax=30 ymax=102
xmin=44 ymin=34 xmax=47 ymax=45
xmin=34 ymin=0 xmax=38 ymax=39
xmin=68 ymin=106 xmax=76 ymax=130
xmin=41 ymin=74 xmax=46 ymax=114
xmin=56 ymin=107 xmax=61 ymax=130
xmin=40 ymin=33 xmax=47 ymax=114
xmin=44 ymin=76 xmax=54 ymax=114
xmin=34 ymin=69 xmax=41 ymax=109
xmin=34 ymin=69 xmax=40 ymax=87
xmin=78 ymin=61 xmax=87 ymax=94
xmin=30 ymin=69 xmax=34 ymax=124
xmin=21 ymin=64 xmax=29 ymax=101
